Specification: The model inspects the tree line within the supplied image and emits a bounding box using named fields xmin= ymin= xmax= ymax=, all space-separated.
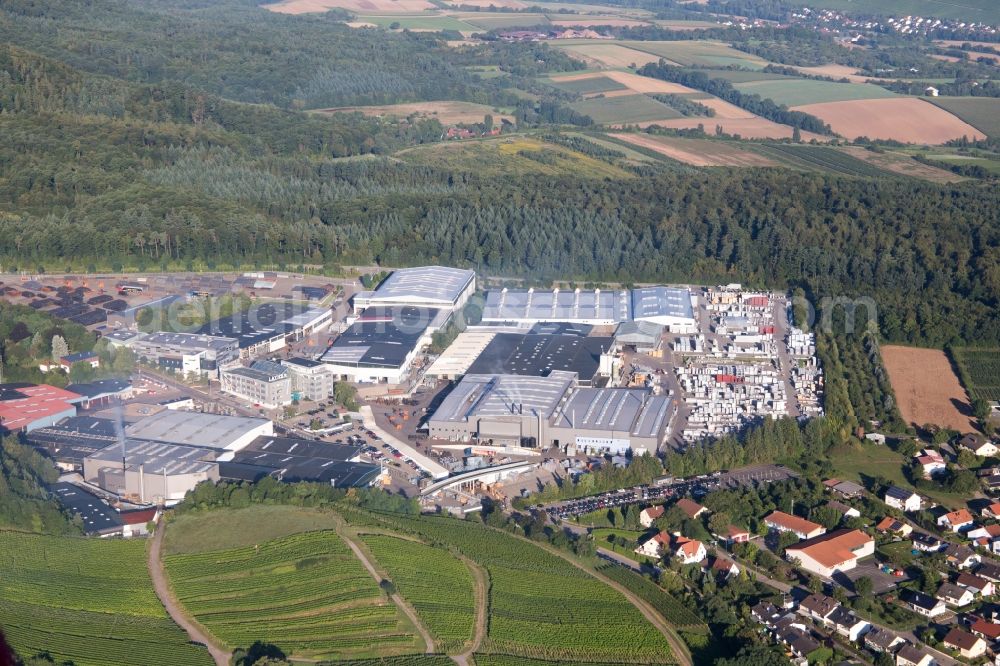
xmin=636 ymin=61 xmax=833 ymax=134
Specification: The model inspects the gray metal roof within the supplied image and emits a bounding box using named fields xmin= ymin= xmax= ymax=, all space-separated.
xmin=135 ymin=331 xmax=237 ymax=351
xmin=126 ymin=411 xmax=269 ymax=449
xmin=551 ymin=388 xmax=647 ymax=431
xmin=87 ymin=438 xmax=216 ymax=475
xmin=359 ymin=266 xmax=475 ymax=305
xmin=630 ymin=287 xmax=694 ymax=321
xmin=614 ymin=320 xmax=664 ymax=342
xmin=432 ymin=371 xmax=576 ymax=423
xmin=483 ymin=288 xmax=631 ymax=323
xmin=549 ymin=388 xmax=670 ymax=439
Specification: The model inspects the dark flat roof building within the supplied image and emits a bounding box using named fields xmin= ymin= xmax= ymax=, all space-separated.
xmin=465 ymin=333 xmax=612 ymax=385
xmin=50 ymin=482 xmax=123 ymax=535
xmin=219 ymin=435 xmax=377 ymax=487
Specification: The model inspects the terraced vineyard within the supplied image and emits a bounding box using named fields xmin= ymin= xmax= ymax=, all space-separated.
xmin=163 ymin=530 xmax=420 ymax=659
xmin=951 ymin=348 xmax=1000 ymax=401
xmin=0 ymin=531 xmax=211 ymax=666
xmin=751 ymin=144 xmax=894 ymax=177
xmin=360 ymin=513 xmax=677 ymax=663
xmin=362 ymin=534 xmax=477 ymax=653
xmin=595 ymin=564 xmax=707 ymax=633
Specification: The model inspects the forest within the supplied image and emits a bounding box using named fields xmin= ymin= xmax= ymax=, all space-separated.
xmin=1 ymin=0 xmax=999 ymax=357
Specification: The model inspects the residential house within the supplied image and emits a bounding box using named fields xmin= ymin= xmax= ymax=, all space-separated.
xmin=829 ymin=480 xmax=866 ymax=498
xmin=723 ymin=524 xmax=751 ymax=544
xmin=676 ymin=498 xmax=708 ymax=520
xmin=876 ymin=517 xmax=913 ymax=538
xmin=751 ymin=601 xmax=786 ymax=628
xmin=981 ymin=502 xmax=1000 ymax=520
xmin=978 ymin=561 xmax=1000 ymax=583
xmin=639 ymin=505 xmax=665 ymax=528
xmin=956 ymin=572 xmax=995 ymax=597
xmin=673 ymin=536 xmax=707 ymax=565
xmin=915 ymin=450 xmax=946 ymax=478
xmin=943 ymin=627 xmax=987 ymax=660
xmin=827 ymin=500 xmax=862 ymax=520
xmin=912 ymin=533 xmax=945 ymax=553
xmin=900 ymin=589 xmax=947 ymax=617
xmin=986 ymin=473 xmax=1000 ymax=494
xmin=711 ymin=556 xmax=740 ymax=579
xmin=938 ymin=508 xmax=975 ymax=533
xmin=864 ymin=627 xmax=906 ymax=654
xmin=885 ymin=486 xmax=921 ymax=512
xmin=58 ymin=351 xmax=101 ymax=372
xmin=895 ymin=644 xmax=935 ymax=666
xmin=945 ymin=543 xmax=981 ymax=569
xmin=959 ymin=434 xmax=999 ymax=458
xmin=968 ymin=524 xmax=1000 ymax=553
xmin=764 ymin=511 xmax=826 ymax=540
xmin=827 ymin=606 xmax=871 ymax=642
xmin=776 ymin=623 xmax=822 ymax=661
xmin=798 ymin=594 xmax=840 ymax=623
xmin=785 ymin=529 xmax=875 ymax=578
xmin=970 ymin=618 xmax=1000 ymax=642
xmin=936 ymin=581 xmax=975 ymax=608
xmin=636 ymin=531 xmax=671 ymax=558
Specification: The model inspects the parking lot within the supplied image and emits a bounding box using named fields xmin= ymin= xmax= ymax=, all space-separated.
xmin=840 ymin=560 xmax=909 ymax=595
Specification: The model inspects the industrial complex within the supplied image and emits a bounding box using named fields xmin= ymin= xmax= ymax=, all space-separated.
xmin=3 ymin=264 xmax=822 ymax=525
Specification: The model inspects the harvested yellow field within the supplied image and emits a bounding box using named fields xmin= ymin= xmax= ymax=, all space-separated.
xmin=791 ymin=98 xmax=986 ymax=144
xmin=790 ymin=64 xmax=872 ymax=83
xmin=265 ymin=0 xmax=434 ymax=11
xmin=442 ymin=0 xmax=529 ymax=6
xmin=316 ymin=101 xmax=512 ymax=125
xmin=882 ymin=345 xmax=976 ymax=433
xmin=696 ymin=97 xmax=753 ymax=119
xmin=550 ymin=18 xmax=652 ymax=27
xmin=557 ymin=43 xmax=674 ymax=69
xmin=608 ymin=133 xmax=777 ymax=166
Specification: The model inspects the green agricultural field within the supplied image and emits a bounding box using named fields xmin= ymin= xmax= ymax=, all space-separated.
xmin=750 ymin=144 xmax=895 ymax=177
xmin=699 ymin=69 xmax=797 ymax=83
xmin=0 ymin=531 xmax=211 ymax=666
xmin=620 ymin=40 xmax=768 ymax=69
xmin=951 ymin=348 xmax=1000 ymax=401
xmin=164 ymin=530 xmax=421 ymax=659
xmin=338 ymin=658 xmax=455 ymax=666
xmin=569 ymin=94 xmax=681 ymax=124
xmin=362 ymin=534 xmax=477 ymax=653
xmin=733 ymin=79 xmax=898 ymax=106
xmin=546 ymin=75 xmax=628 ymax=95
xmin=366 ymin=513 xmax=678 ymax=663
xmin=460 ymin=13 xmax=551 ymax=29
xmin=475 ymin=657 xmax=647 ymax=666
xmin=796 ymin=0 xmax=1000 ymax=24
xmin=596 ymin=564 xmax=708 ymax=633
xmin=928 ymin=97 xmax=1000 ymax=137
xmin=928 ymin=153 xmax=1000 ymax=174
xmin=164 ymin=505 xmax=343 ymax=555
xmin=356 ymin=14 xmax=477 ymax=30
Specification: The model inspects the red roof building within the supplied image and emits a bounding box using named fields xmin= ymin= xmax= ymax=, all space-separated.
xmin=0 ymin=384 xmax=81 ymax=433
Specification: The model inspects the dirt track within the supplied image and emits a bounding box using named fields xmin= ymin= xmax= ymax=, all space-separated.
xmin=148 ymin=525 xmax=232 ymax=666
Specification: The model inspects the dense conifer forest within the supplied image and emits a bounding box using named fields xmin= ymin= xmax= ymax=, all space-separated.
xmin=1 ymin=0 xmax=999 ymax=354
